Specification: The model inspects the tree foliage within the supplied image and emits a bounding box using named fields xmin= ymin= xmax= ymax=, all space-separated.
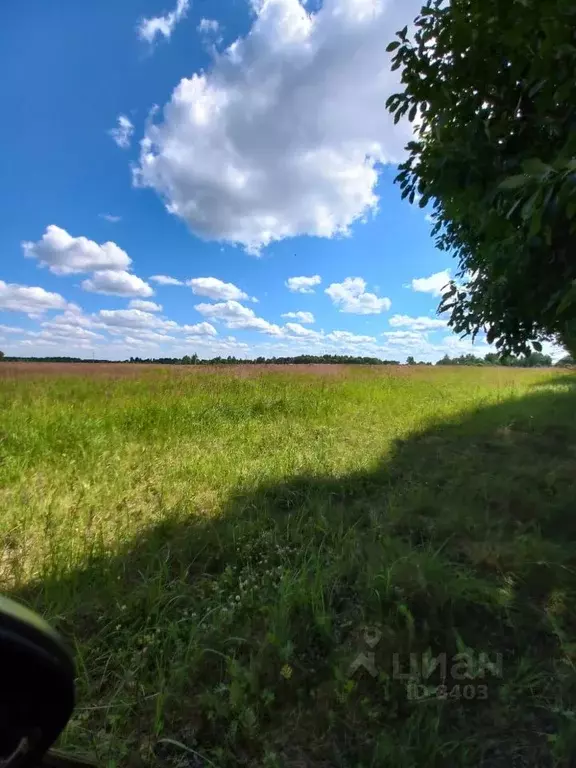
xmin=2 ymin=354 xmax=401 ymax=366
xmin=387 ymin=0 xmax=576 ymax=355
xmin=436 ymin=351 xmax=553 ymax=367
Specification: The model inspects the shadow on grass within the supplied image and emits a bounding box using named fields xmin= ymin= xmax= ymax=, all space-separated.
xmin=7 ymin=377 xmax=576 ymax=768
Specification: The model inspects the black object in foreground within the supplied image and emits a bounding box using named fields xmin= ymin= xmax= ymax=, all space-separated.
xmin=0 ymin=596 xmax=94 ymax=768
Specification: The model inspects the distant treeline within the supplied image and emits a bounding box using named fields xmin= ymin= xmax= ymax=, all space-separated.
xmin=0 ymin=354 xmax=401 ymax=366
xmin=0 ymin=352 xmax=573 ymax=367
xmin=433 ymin=352 xmax=573 ymax=367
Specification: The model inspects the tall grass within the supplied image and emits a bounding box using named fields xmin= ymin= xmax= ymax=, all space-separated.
xmin=1 ymin=365 xmax=575 ymax=767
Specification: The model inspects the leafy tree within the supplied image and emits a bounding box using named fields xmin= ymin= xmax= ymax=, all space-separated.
xmin=406 ymin=355 xmax=416 ymax=365
xmin=0 ymin=350 xmax=4 ymax=361
xmin=387 ymin=0 xmax=576 ymax=356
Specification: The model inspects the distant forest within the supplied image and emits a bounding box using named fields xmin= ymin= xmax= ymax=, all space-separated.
xmin=0 ymin=351 xmax=573 ymax=367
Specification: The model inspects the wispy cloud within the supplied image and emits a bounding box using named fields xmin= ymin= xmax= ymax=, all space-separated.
xmin=138 ymin=0 xmax=190 ymax=44
xmin=108 ymin=115 xmax=134 ymax=150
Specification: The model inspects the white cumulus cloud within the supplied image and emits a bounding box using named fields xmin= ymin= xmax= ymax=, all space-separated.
xmin=82 ymin=271 xmax=154 ymax=298
xmin=37 ymin=323 xmax=105 ymax=342
xmin=281 ymin=311 xmax=314 ymax=323
xmin=0 ymin=280 xmax=70 ymax=316
xmin=98 ymin=309 xmax=176 ymax=331
xmin=187 ymin=277 xmax=249 ymax=301
xmin=410 ymin=270 xmax=451 ymax=297
xmin=286 ymin=275 xmax=321 ymax=294
xmin=325 ymin=277 xmax=391 ymax=315
xmin=135 ymin=0 xmax=419 ymax=253
xmin=109 ymin=115 xmax=134 ymax=149
xmin=195 ymin=300 xmax=284 ymax=336
xmin=150 ymin=274 xmax=184 ymax=285
xmin=49 ymin=306 xmax=103 ymax=329
xmin=138 ymin=0 xmax=190 ymax=43
xmin=284 ymin=322 xmax=322 ymax=339
xmin=327 ymin=330 xmax=376 ymax=344
xmin=389 ymin=314 xmax=448 ymax=331
xmin=23 ymin=225 xmax=131 ymax=275
xmin=382 ymin=330 xmax=428 ymax=346
xmin=129 ymin=299 xmax=163 ymax=312
xmin=185 ymin=322 xmax=218 ymax=337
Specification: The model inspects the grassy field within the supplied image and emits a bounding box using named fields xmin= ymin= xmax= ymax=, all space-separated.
xmin=1 ymin=362 xmax=575 ymax=767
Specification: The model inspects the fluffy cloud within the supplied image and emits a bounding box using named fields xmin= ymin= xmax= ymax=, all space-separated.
xmin=184 ymin=322 xmax=218 ymax=337
xmin=49 ymin=306 xmax=102 ymax=329
xmin=281 ymin=311 xmax=314 ymax=323
xmin=98 ymin=309 xmax=177 ymax=332
xmin=109 ymin=115 xmax=134 ymax=149
xmin=325 ymin=277 xmax=391 ymax=315
xmin=389 ymin=314 xmax=448 ymax=331
xmin=0 ymin=324 xmax=24 ymax=334
xmin=197 ymin=18 xmax=220 ymax=34
xmin=122 ymin=330 xmax=177 ymax=344
xmin=187 ymin=277 xmax=249 ymax=301
xmin=382 ymin=330 xmax=428 ymax=346
xmin=410 ymin=270 xmax=451 ymax=297
xmin=135 ymin=0 xmax=419 ymax=252
xmin=0 ymin=280 xmax=70 ymax=316
xmin=118 ymin=335 xmax=161 ymax=348
xmin=286 ymin=276 xmax=321 ymax=294
xmin=129 ymin=300 xmax=163 ymax=312
xmin=195 ymin=300 xmax=283 ymax=336
xmin=180 ymin=337 xmax=250 ymax=354
xmin=327 ymin=330 xmax=376 ymax=344
xmin=17 ymin=339 xmax=60 ymax=348
xmin=138 ymin=0 xmax=189 ymax=43
xmin=37 ymin=322 xmax=104 ymax=342
xmin=284 ymin=322 xmax=322 ymax=339
xmin=23 ymin=225 xmax=131 ymax=275
xmin=82 ymin=271 xmax=154 ymax=298
xmin=150 ymin=274 xmax=184 ymax=286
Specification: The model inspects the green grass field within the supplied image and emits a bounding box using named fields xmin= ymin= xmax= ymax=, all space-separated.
xmin=1 ymin=363 xmax=576 ymax=767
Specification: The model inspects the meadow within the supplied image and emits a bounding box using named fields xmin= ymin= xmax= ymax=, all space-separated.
xmin=0 ymin=362 xmax=575 ymax=767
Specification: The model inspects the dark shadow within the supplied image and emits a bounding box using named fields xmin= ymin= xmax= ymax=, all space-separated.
xmin=6 ymin=377 xmax=576 ymax=768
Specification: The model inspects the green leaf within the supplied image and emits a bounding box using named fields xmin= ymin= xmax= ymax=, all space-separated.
xmin=528 ymin=79 xmax=546 ymax=98
xmin=521 ymin=191 xmax=540 ymax=221
xmin=498 ymin=175 xmax=529 ymax=190
xmin=386 ymin=41 xmax=400 ymax=52
xmin=521 ymin=158 xmax=552 ymax=178
xmin=506 ymin=197 xmax=523 ymax=219
xmin=533 ymin=341 xmax=542 ymax=352
xmin=556 ymin=282 xmax=576 ymax=315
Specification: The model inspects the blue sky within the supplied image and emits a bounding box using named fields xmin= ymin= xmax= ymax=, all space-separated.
xmin=0 ymin=0 xmax=518 ymax=362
